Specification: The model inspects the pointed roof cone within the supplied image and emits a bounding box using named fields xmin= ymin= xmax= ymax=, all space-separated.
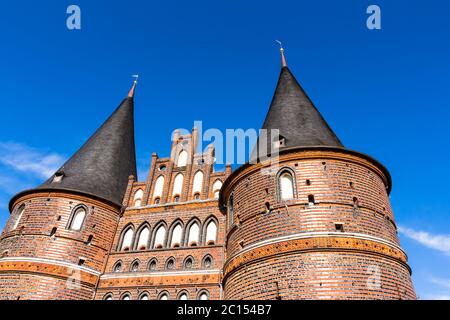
xmin=10 ymin=85 xmax=137 ymax=209
xmin=251 ymin=56 xmax=343 ymax=161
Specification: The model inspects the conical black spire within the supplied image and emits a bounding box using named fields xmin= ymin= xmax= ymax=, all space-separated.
xmin=37 ymin=85 xmax=137 ymax=206
xmin=252 ymin=52 xmax=343 ymax=160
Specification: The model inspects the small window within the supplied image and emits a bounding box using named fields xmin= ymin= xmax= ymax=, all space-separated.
xmin=121 ymin=293 xmax=131 ymax=300
xmin=78 ymin=258 xmax=85 ymax=266
xmin=137 ymin=226 xmax=150 ymax=250
xmin=184 ymin=257 xmax=193 ymax=269
xmin=50 ymin=227 xmax=57 ymax=237
xmin=198 ymin=291 xmax=209 ymax=300
xmin=205 ymin=220 xmax=217 ymax=245
xmin=52 ymin=170 xmax=65 ymax=183
xmin=13 ymin=205 xmax=25 ymax=230
xmin=308 ymin=195 xmax=315 ymax=206
xmin=166 ymin=258 xmax=175 ymax=270
xmin=178 ymin=293 xmax=188 ymax=300
xmin=120 ymin=228 xmax=134 ymax=251
xmin=148 ymin=259 xmax=157 ymax=271
xmin=154 ymin=197 xmax=161 ymax=205
xmin=272 ymin=136 xmax=286 ymax=149
xmin=113 ymin=261 xmax=122 ymax=272
xmin=139 ymin=293 xmax=149 ymax=300
xmin=133 ymin=189 xmax=143 ymax=207
xmin=177 ymin=150 xmax=188 ymax=167
xmin=187 ymin=222 xmax=200 ymax=246
xmin=212 ymin=180 xmax=222 ymax=199
xmin=153 ymin=176 xmax=165 ymax=200
xmin=130 ymin=260 xmax=139 ymax=272
xmin=104 ymin=294 xmax=113 ymax=300
xmin=159 ymin=165 xmax=167 ymax=171
xmin=335 ymin=223 xmax=344 ymax=232
xmin=159 ymin=293 xmax=169 ymax=300
xmin=173 ymin=195 xmax=180 ymax=202
xmin=203 ymin=256 xmax=213 ymax=269
xmin=228 ymin=193 xmax=234 ymax=227
xmin=170 ymin=224 xmax=183 ymax=248
xmin=192 ymin=171 xmax=204 ymax=195
xmin=69 ymin=207 xmax=86 ymax=231
xmin=153 ymin=225 xmax=166 ymax=249
xmin=85 ymin=235 xmax=93 ymax=245
xmin=279 ymin=171 xmax=295 ymax=200
xmin=194 ymin=193 xmax=201 ymax=200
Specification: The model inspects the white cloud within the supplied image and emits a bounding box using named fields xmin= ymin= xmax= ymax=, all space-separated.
xmin=429 ymin=276 xmax=450 ymax=290
xmin=398 ymin=226 xmax=450 ymax=256
xmin=0 ymin=142 xmax=65 ymax=179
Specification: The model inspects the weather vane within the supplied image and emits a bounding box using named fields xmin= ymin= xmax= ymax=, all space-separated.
xmin=132 ymin=74 xmax=139 ymax=83
xmin=275 ymin=40 xmax=283 ymax=50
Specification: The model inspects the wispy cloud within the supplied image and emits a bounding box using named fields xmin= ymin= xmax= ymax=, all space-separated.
xmin=0 ymin=142 xmax=65 ymax=179
xmin=398 ymin=226 xmax=450 ymax=256
xmin=429 ymin=276 xmax=450 ymax=290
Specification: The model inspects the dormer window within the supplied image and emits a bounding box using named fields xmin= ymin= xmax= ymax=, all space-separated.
xmin=52 ymin=170 xmax=65 ymax=183
xmin=272 ymin=135 xmax=286 ymax=150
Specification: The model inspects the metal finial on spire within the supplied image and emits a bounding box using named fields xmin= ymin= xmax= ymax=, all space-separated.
xmin=128 ymin=75 xmax=139 ymax=98
xmin=275 ymin=40 xmax=287 ymax=67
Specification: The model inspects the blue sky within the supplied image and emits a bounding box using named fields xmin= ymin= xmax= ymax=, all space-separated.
xmin=0 ymin=0 xmax=449 ymax=299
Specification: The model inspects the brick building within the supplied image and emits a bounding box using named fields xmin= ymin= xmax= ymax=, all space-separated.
xmin=0 ymin=49 xmax=416 ymax=300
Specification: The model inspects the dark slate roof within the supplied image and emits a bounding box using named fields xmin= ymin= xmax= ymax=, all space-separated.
xmin=251 ymin=66 xmax=343 ymax=160
xmin=36 ymin=95 xmax=137 ymax=207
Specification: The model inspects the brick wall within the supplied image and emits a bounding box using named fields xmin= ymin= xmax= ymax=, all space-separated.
xmin=221 ymin=148 xmax=416 ymax=300
xmin=0 ymin=191 xmax=120 ymax=300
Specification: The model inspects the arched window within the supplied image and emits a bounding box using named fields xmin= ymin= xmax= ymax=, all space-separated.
xmin=165 ymin=257 xmax=176 ymax=270
xmin=192 ymin=171 xmax=204 ymax=195
xmin=202 ymin=255 xmax=213 ymax=269
xmin=130 ymin=260 xmax=139 ymax=272
xmin=69 ymin=206 xmax=86 ymax=231
xmin=184 ymin=256 xmax=194 ymax=269
xmin=198 ymin=290 xmax=209 ymax=300
xmin=170 ymin=223 xmax=183 ymax=248
xmin=133 ymin=189 xmax=143 ymax=207
xmin=228 ymin=193 xmax=234 ymax=227
xmin=279 ymin=170 xmax=295 ymax=200
xmin=139 ymin=293 xmax=149 ymax=300
xmin=187 ymin=221 xmax=200 ymax=246
xmin=177 ymin=150 xmax=188 ymax=167
xmin=113 ymin=261 xmax=122 ymax=272
xmin=121 ymin=293 xmax=131 ymax=300
xmin=172 ymin=173 xmax=184 ymax=199
xmin=212 ymin=180 xmax=222 ymax=199
xmin=153 ymin=175 xmax=165 ymax=201
xmin=159 ymin=292 xmax=169 ymax=300
xmin=153 ymin=224 xmax=166 ymax=249
xmin=178 ymin=292 xmax=189 ymax=300
xmin=205 ymin=220 xmax=217 ymax=245
xmin=136 ymin=226 xmax=150 ymax=250
xmin=148 ymin=259 xmax=157 ymax=271
xmin=154 ymin=197 xmax=161 ymax=204
xmin=120 ymin=227 xmax=134 ymax=251
xmin=13 ymin=205 xmax=25 ymax=230
xmin=103 ymin=293 xmax=113 ymax=300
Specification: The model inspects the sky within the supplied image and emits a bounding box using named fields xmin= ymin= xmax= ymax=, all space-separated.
xmin=0 ymin=0 xmax=449 ymax=300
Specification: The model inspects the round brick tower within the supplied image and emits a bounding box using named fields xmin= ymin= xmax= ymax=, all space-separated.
xmin=0 ymin=83 xmax=138 ymax=300
xmin=219 ymin=49 xmax=416 ymax=300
